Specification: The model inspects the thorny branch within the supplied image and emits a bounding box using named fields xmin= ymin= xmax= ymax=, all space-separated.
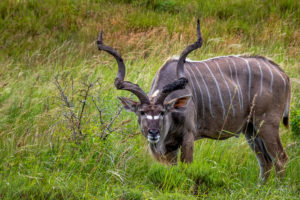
xmin=55 ymin=75 xmax=81 ymax=141
xmin=78 ymin=79 xmax=99 ymax=131
xmin=104 ymin=104 xmax=123 ymax=133
xmin=54 ymin=76 xmax=73 ymax=108
xmin=92 ymin=96 xmax=105 ymax=126
xmin=55 ymin=75 xmax=128 ymax=142
xmin=92 ymin=80 xmax=105 ymax=126
xmin=92 ymin=80 xmax=125 ymax=139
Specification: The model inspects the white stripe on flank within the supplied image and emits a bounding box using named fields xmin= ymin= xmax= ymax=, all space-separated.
xmin=264 ymin=60 xmax=286 ymax=91
xmin=186 ymin=64 xmax=205 ymax=118
xmin=190 ymin=63 xmax=214 ymax=117
xmin=185 ymin=67 xmax=199 ymax=104
xmin=261 ymin=60 xmax=273 ymax=92
xmin=146 ymin=115 xmax=153 ymax=120
xmin=202 ymin=61 xmax=225 ymax=119
xmin=228 ymin=57 xmax=244 ymax=110
xmin=236 ymin=56 xmax=252 ymax=102
xmin=225 ymin=59 xmax=234 ymax=81
xmin=254 ymin=60 xmax=264 ymax=96
xmin=226 ymin=58 xmax=241 ymax=104
xmin=214 ymin=60 xmax=235 ymax=116
xmin=225 ymin=58 xmax=240 ymax=113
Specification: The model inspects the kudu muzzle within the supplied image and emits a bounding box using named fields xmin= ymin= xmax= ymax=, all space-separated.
xmin=147 ymin=129 xmax=160 ymax=144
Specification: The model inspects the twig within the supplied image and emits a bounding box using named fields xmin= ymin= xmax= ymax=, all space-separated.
xmin=78 ymin=80 xmax=96 ymax=130
xmin=92 ymin=96 xmax=105 ymax=126
xmin=54 ymin=76 xmax=73 ymax=108
xmin=105 ymin=104 xmax=123 ymax=132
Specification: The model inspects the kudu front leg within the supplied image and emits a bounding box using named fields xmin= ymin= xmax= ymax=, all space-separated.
xmin=180 ymin=132 xmax=194 ymax=163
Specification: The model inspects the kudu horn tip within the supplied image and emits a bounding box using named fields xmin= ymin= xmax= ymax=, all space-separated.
xmin=196 ymin=19 xmax=202 ymax=44
xmin=97 ymin=30 xmax=103 ymax=46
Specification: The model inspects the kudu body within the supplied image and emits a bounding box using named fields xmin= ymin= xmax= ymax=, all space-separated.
xmin=97 ymin=20 xmax=291 ymax=181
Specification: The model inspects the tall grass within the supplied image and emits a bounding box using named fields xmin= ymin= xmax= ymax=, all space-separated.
xmin=0 ymin=0 xmax=299 ymax=199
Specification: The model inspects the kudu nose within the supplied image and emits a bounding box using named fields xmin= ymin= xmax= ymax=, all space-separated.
xmin=148 ymin=129 xmax=159 ymax=137
xmin=147 ymin=129 xmax=160 ymax=144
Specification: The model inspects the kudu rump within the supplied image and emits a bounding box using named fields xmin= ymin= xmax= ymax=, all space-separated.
xmin=97 ymin=20 xmax=291 ymax=181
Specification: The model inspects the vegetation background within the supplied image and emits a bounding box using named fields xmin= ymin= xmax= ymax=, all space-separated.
xmin=0 ymin=0 xmax=299 ymax=199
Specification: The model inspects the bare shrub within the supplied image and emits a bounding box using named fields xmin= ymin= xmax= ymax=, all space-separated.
xmin=54 ymin=74 xmax=125 ymax=143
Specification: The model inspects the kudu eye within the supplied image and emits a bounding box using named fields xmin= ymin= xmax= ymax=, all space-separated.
xmin=140 ymin=111 xmax=145 ymax=116
xmin=160 ymin=111 xmax=165 ymax=116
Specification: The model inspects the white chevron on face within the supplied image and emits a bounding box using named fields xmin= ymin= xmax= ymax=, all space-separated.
xmin=146 ymin=115 xmax=160 ymax=120
xmin=146 ymin=115 xmax=153 ymax=120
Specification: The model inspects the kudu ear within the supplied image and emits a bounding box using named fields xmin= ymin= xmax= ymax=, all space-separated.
xmin=118 ymin=97 xmax=139 ymax=113
xmin=164 ymin=94 xmax=192 ymax=112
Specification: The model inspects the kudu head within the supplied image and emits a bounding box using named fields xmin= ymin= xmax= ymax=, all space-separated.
xmin=97 ymin=19 xmax=202 ymax=144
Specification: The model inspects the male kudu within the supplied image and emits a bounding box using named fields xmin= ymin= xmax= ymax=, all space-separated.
xmin=97 ymin=20 xmax=290 ymax=181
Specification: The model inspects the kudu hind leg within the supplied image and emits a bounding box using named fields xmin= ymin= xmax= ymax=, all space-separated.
xmin=259 ymin=124 xmax=288 ymax=178
xmin=274 ymin=137 xmax=288 ymax=177
xmin=245 ymin=123 xmax=273 ymax=181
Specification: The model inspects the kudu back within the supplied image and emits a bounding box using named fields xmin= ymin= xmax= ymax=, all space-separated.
xmin=97 ymin=20 xmax=291 ymax=181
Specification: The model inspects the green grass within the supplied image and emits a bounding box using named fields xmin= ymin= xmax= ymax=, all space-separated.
xmin=0 ymin=0 xmax=300 ymax=199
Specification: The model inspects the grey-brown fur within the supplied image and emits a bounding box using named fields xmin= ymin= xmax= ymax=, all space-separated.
xmin=148 ymin=55 xmax=290 ymax=181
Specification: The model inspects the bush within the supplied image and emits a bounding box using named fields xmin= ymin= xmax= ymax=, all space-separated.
xmin=291 ymin=107 xmax=300 ymax=136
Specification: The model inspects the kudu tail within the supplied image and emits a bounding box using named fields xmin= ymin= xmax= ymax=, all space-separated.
xmin=283 ymin=78 xmax=291 ymax=129
xmin=283 ymin=101 xmax=290 ymax=129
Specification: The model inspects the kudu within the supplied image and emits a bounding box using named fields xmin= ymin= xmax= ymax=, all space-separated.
xmin=97 ymin=20 xmax=291 ymax=181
